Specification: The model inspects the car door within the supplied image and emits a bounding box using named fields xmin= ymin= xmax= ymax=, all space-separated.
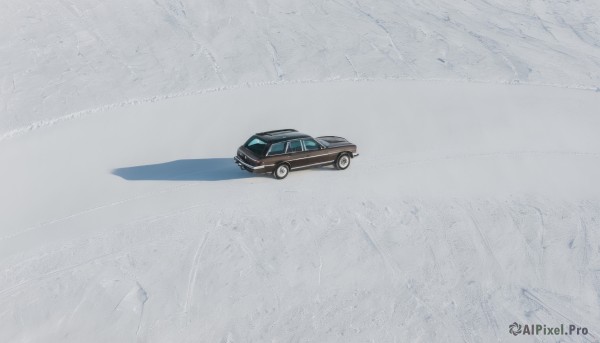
xmin=285 ymin=139 xmax=307 ymax=169
xmin=301 ymin=138 xmax=328 ymax=167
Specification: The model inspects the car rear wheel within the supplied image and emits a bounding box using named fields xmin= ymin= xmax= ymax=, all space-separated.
xmin=274 ymin=163 xmax=290 ymax=179
xmin=335 ymin=153 xmax=351 ymax=170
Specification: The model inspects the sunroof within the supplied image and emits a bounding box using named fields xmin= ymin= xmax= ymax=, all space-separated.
xmin=259 ymin=129 xmax=297 ymax=136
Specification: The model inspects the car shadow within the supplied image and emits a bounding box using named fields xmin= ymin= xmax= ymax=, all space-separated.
xmin=112 ymin=158 xmax=261 ymax=181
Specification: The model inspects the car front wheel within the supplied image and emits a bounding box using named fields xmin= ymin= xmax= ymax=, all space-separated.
xmin=274 ymin=163 xmax=290 ymax=179
xmin=335 ymin=153 xmax=351 ymax=170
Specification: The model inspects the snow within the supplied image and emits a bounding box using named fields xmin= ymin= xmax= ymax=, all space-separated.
xmin=1 ymin=80 xmax=600 ymax=342
xmin=2 ymin=0 xmax=600 ymax=136
xmin=2 ymin=0 xmax=600 ymax=341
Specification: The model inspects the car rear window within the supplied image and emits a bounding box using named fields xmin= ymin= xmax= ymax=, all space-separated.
xmin=244 ymin=136 xmax=268 ymax=155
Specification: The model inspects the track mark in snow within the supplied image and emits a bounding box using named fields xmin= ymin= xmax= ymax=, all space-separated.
xmin=1 ymin=181 xmax=202 ymax=241
xmin=318 ymin=256 xmax=323 ymax=286
xmin=520 ymin=288 xmax=598 ymax=339
xmin=267 ymin=40 xmax=284 ymax=81
xmin=2 ymin=79 xmax=598 ymax=143
xmin=354 ymin=214 xmax=399 ymax=282
xmin=151 ymin=0 xmax=225 ymax=83
xmin=345 ymin=54 xmax=359 ymax=78
xmin=0 ymin=251 xmax=121 ymax=299
xmin=202 ymin=47 xmax=226 ymax=83
xmin=464 ymin=205 xmax=504 ymax=276
xmin=184 ymin=220 xmax=220 ymax=324
xmin=67 ymin=291 xmax=89 ymax=326
xmin=183 ymin=230 xmax=210 ymax=320
xmin=235 ymin=231 xmax=269 ymax=275
xmin=339 ymin=0 xmax=418 ymax=76
xmin=530 ymin=205 xmax=547 ymax=266
xmin=499 ymin=53 xmax=521 ymax=82
xmin=135 ymin=283 xmax=149 ymax=338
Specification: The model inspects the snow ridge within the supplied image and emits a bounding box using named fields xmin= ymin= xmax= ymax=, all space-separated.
xmin=2 ymin=0 xmax=599 ymax=135
xmin=1 ymin=76 xmax=597 ymax=142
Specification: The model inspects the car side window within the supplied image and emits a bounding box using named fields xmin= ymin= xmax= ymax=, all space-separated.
xmin=267 ymin=142 xmax=286 ymax=156
xmin=303 ymin=139 xmax=320 ymax=151
xmin=287 ymin=140 xmax=303 ymax=153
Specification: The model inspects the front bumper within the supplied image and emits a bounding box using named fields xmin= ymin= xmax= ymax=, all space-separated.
xmin=234 ymin=156 xmax=265 ymax=172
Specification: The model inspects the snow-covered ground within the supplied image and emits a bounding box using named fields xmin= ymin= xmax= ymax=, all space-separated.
xmin=2 ymin=0 xmax=600 ymax=341
xmin=2 ymin=0 xmax=600 ymax=136
xmin=1 ymin=80 xmax=600 ymax=342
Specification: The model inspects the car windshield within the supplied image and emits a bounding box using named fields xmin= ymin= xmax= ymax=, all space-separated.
xmin=244 ymin=136 xmax=268 ymax=155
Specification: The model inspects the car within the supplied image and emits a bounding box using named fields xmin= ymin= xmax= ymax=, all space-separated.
xmin=234 ymin=129 xmax=359 ymax=179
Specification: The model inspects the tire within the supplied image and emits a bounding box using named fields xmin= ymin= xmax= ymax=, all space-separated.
xmin=335 ymin=153 xmax=351 ymax=170
xmin=273 ymin=163 xmax=290 ymax=179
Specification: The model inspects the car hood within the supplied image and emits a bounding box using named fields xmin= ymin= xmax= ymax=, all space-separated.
xmin=316 ymin=136 xmax=353 ymax=147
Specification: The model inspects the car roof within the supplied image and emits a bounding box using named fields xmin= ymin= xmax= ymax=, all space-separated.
xmin=254 ymin=129 xmax=311 ymax=143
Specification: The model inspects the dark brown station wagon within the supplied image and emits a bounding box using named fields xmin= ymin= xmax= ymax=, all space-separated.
xmin=234 ymin=129 xmax=359 ymax=179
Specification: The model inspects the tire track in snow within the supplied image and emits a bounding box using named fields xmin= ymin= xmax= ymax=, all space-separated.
xmin=0 ymin=177 xmax=207 ymax=242
xmin=354 ymin=214 xmax=399 ymax=282
xmin=505 ymin=204 xmax=544 ymax=281
xmin=0 ymin=250 xmax=122 ymax=299
xmin=353 ymin=211 xmax=458 ymax=335
xmin=135 ymin=282 xmax=149 ymax=339
xmin=521 ymin=288 xmax=599 ymax=341
xmin=337 ymin=0 xmax=424 ymax=77
xmin=0 ymin=201 xmax=218 ymax=303
xmin=463 ymin=203 xmax=505 ymax=277
xmin=344 ymin=54 xmax=359 ymax=78
xmin=529 ymin=204 xmax=547 ymax=266
xmin=0 ymin=202 xmax=213 ymax=296
xmin=183 ymin=227 xmax=211 ymax=322
xmin=151 ymin=0 xmax=226 ymax=83
xmin=267 ymin=40 xmax=284 ymax=81
xmin=182 ymin=219 xmax=224 ymax=328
